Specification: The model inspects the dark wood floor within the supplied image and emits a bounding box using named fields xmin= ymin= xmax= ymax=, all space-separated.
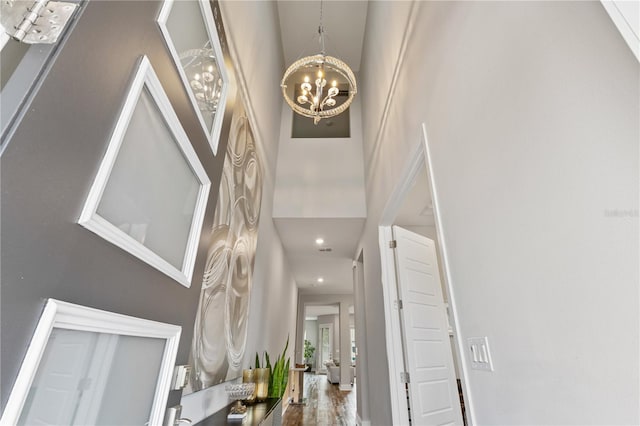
xmin=283 ymin=373 xmax=357 ymax=426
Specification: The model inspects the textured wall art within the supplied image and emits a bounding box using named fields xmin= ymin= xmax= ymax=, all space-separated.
xmin=186 ymin=98 xmax=263 ymax=392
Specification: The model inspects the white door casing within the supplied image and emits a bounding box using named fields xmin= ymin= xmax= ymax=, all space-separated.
xmin=318 ymin=323 xmax=333 ymax=373
xmin=392 ymin=226 xmax=463 ymax=426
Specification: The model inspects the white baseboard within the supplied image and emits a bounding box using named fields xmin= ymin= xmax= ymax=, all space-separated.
xmin=356 ymin=414 xmax=371 ymax=426
xmin=339 ymin=383 xmax=352 ymax=391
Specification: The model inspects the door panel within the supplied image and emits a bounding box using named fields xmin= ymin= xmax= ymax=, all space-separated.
xmin=392 ymin=226 xmax=463 ymax=426
xmin=18 ymin=329 xmax=97 ymax=425
xmin=318 ymin=324 xmax=332 ymax=373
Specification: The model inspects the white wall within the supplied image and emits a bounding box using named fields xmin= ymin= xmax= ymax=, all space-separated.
xmin=181 ymin=1 xmax=297 ymax=423
xmin=273 ymin=87 xmax=366 ymax=219
xmin=359 ymin=1 xmax=638 ymax=425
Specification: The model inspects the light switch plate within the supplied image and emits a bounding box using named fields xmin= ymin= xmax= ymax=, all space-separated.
xmin=164 ymin=405 xmax=182 ymax=426
xmin=468 ymin=336 xmax=494 ymax=371
xmin=171 ymin=365 xmax=191 ymax=390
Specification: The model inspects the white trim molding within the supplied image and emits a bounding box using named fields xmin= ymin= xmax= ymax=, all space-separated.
xmin=0 ymin=299 xmax=182 ymax=426
xmin=356 ymin=413 xmax=372 ymax=426
xmin=78 ymin=55 xmax=211 ymax=288
xmin=377 ymin=225 xmax=411 ymax=426
xmin=601 ymin=0 xmax=640 ymax=61
xmin=421 ymin=122 xmax=475 ymax=424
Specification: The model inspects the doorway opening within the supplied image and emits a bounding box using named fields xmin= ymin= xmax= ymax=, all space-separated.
xmin=319 ymin=323 xmax=333 ymax=373
xmin=377 ymin=124 xmax=471 ymax=425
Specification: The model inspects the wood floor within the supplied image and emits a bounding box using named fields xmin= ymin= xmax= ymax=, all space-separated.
xmin=283 ymin=373 xmax=357 ymax=426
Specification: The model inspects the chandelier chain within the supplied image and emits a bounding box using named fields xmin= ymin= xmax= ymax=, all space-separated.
xmin=280 ymin=0 xmax=357 ymax=125
xmin=318 ymin=0 xmax=325 ymax=55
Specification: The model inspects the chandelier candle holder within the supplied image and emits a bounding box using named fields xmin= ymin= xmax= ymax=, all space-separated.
xmin=281 ymin=1 xmax=357 ymax=125
xmin=179 ymin=43 xmax=223 ymax=117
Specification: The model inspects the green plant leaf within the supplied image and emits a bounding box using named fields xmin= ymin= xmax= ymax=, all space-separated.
xmin=255 ymin=352 xmax=260 ymax=369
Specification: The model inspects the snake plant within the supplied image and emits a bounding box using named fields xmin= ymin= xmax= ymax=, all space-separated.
xmin=254 ymin=335 xmax=290 ymax=398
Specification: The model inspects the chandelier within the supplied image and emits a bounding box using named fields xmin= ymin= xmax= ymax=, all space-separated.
xmin=280 ymin=1 xmax=357 ymax=125
xmin=179 ymin=42 xmax=223 ymax=116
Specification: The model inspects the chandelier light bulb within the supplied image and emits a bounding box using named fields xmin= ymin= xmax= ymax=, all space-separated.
xmin=280 ymin=2 xmax=357 ymax=125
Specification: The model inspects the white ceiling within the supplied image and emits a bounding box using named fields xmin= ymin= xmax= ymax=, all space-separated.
xmin=273 ymin=2 xmax=369 ymax=297
xmin=277 ymin=1 xmax=368 ymax=72
xmin=273 ymin=218 xmax=364 ymax=294
xmin=271 ymin=1 xmax=437 ymax=297
xmin=305 ymin=304 xmax=354 ymax=319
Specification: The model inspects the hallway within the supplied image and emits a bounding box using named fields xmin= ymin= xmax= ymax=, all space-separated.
xmin=283 ymin=373 xmax=357 ymax=426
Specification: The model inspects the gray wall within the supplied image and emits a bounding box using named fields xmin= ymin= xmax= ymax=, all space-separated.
xmin=359 ymin=1 xmax=638 ymax=424
xmin=1 ymin=0 xmax=231 ymax=410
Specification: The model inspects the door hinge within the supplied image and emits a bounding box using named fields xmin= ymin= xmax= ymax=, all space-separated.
xmin=400 ymin=371 xmax=410 ymax=383
xmin=394 ymin=299 xmax=403 ymax=310
xmin=1 ymin=0 xmax=77 ymax=44
xmin=389 ymin=240 xmax=397 ymax=249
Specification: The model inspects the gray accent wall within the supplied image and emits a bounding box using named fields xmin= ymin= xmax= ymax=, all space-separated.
xmin=1 ymin=0 xmax=232 ymax=409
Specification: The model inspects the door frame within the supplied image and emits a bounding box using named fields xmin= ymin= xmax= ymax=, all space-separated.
xmin=318 ymin=323 xmax=333 ymax=373
xmin=377 ymin=123 xmax=475 ymax=425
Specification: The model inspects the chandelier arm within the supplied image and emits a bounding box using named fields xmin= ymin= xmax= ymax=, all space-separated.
xmin=281 ymin=52 xmax=356 ymax=124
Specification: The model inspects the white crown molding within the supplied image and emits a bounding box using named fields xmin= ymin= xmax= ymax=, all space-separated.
xmin=364 ymin=0 xmax=420 ymax=189
xmin=217 ymin=1 xmax=277 ymax=193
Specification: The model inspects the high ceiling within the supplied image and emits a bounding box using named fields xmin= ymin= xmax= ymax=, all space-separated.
xmin=273 ymin=1 xmax=431 ymax=297
xmin=277 ymin=1 xmax=369 ymax=72
xmin=273 ymin=218 xmax=364 ymax=294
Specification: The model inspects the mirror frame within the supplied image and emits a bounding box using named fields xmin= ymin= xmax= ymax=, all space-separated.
xmin=0 ymin=299 xmax=181 ymax=425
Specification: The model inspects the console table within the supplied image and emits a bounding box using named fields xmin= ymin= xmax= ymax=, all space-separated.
xmin=194 ymin=398 xmax=282 ymax=426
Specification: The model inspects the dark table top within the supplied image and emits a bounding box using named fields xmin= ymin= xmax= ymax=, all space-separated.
xmin=194 ymin=398 xmax=281 ymax=426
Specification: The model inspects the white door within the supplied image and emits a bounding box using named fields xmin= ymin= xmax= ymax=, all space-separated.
xmin=19 ymin=329 xmax=97 ymax=425
xmin=393 ymin=226 xmax=463 ymax=426
xmin=318 ymin=324 xmax=332 ymax=373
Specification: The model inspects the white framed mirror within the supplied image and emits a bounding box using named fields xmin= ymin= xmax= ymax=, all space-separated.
xmin=0 ymin=299 xmax=182 ymax=426
xmin=78 ymin=56 xmax=211 ymax=288
xmin=158 ymin=0 xmax=230 ymax=155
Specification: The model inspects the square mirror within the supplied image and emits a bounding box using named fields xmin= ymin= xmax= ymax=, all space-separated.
xmin=78 ymin=56 xmax=211 ymax=288
xmin=1 ymin=299 xmax=181 ymax=426
xmin=158 ymin=0 xmax=229 ymax=155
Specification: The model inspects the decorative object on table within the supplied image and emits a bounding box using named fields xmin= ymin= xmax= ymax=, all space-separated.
xmin=280 ymin=0 xmax=356 ymax=125
xmin=225 ymin=382 xmax=255 ymax=421
xmin=187 ymin=95 xmax=264 ymax=393
xmin=77 ymin=55 xmax=211 ymax=289
xmin=254 ymin=335 xmax=291 ymax=399
xmin=157 ymin=0 xmax=229 ymax=154
xmin=253 ymin=367 xmax=270 ymax=402
xmin=242 ymin=369 xmax=257 ymax=403
xmin=303 ymin=339 xmax=315 ymax=372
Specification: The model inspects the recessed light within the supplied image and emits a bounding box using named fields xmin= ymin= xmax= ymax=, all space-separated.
xmin=315 ymin=238 xmax=324 ymax=245
xmin=317 ymin=277 xmax=324 ymax=283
